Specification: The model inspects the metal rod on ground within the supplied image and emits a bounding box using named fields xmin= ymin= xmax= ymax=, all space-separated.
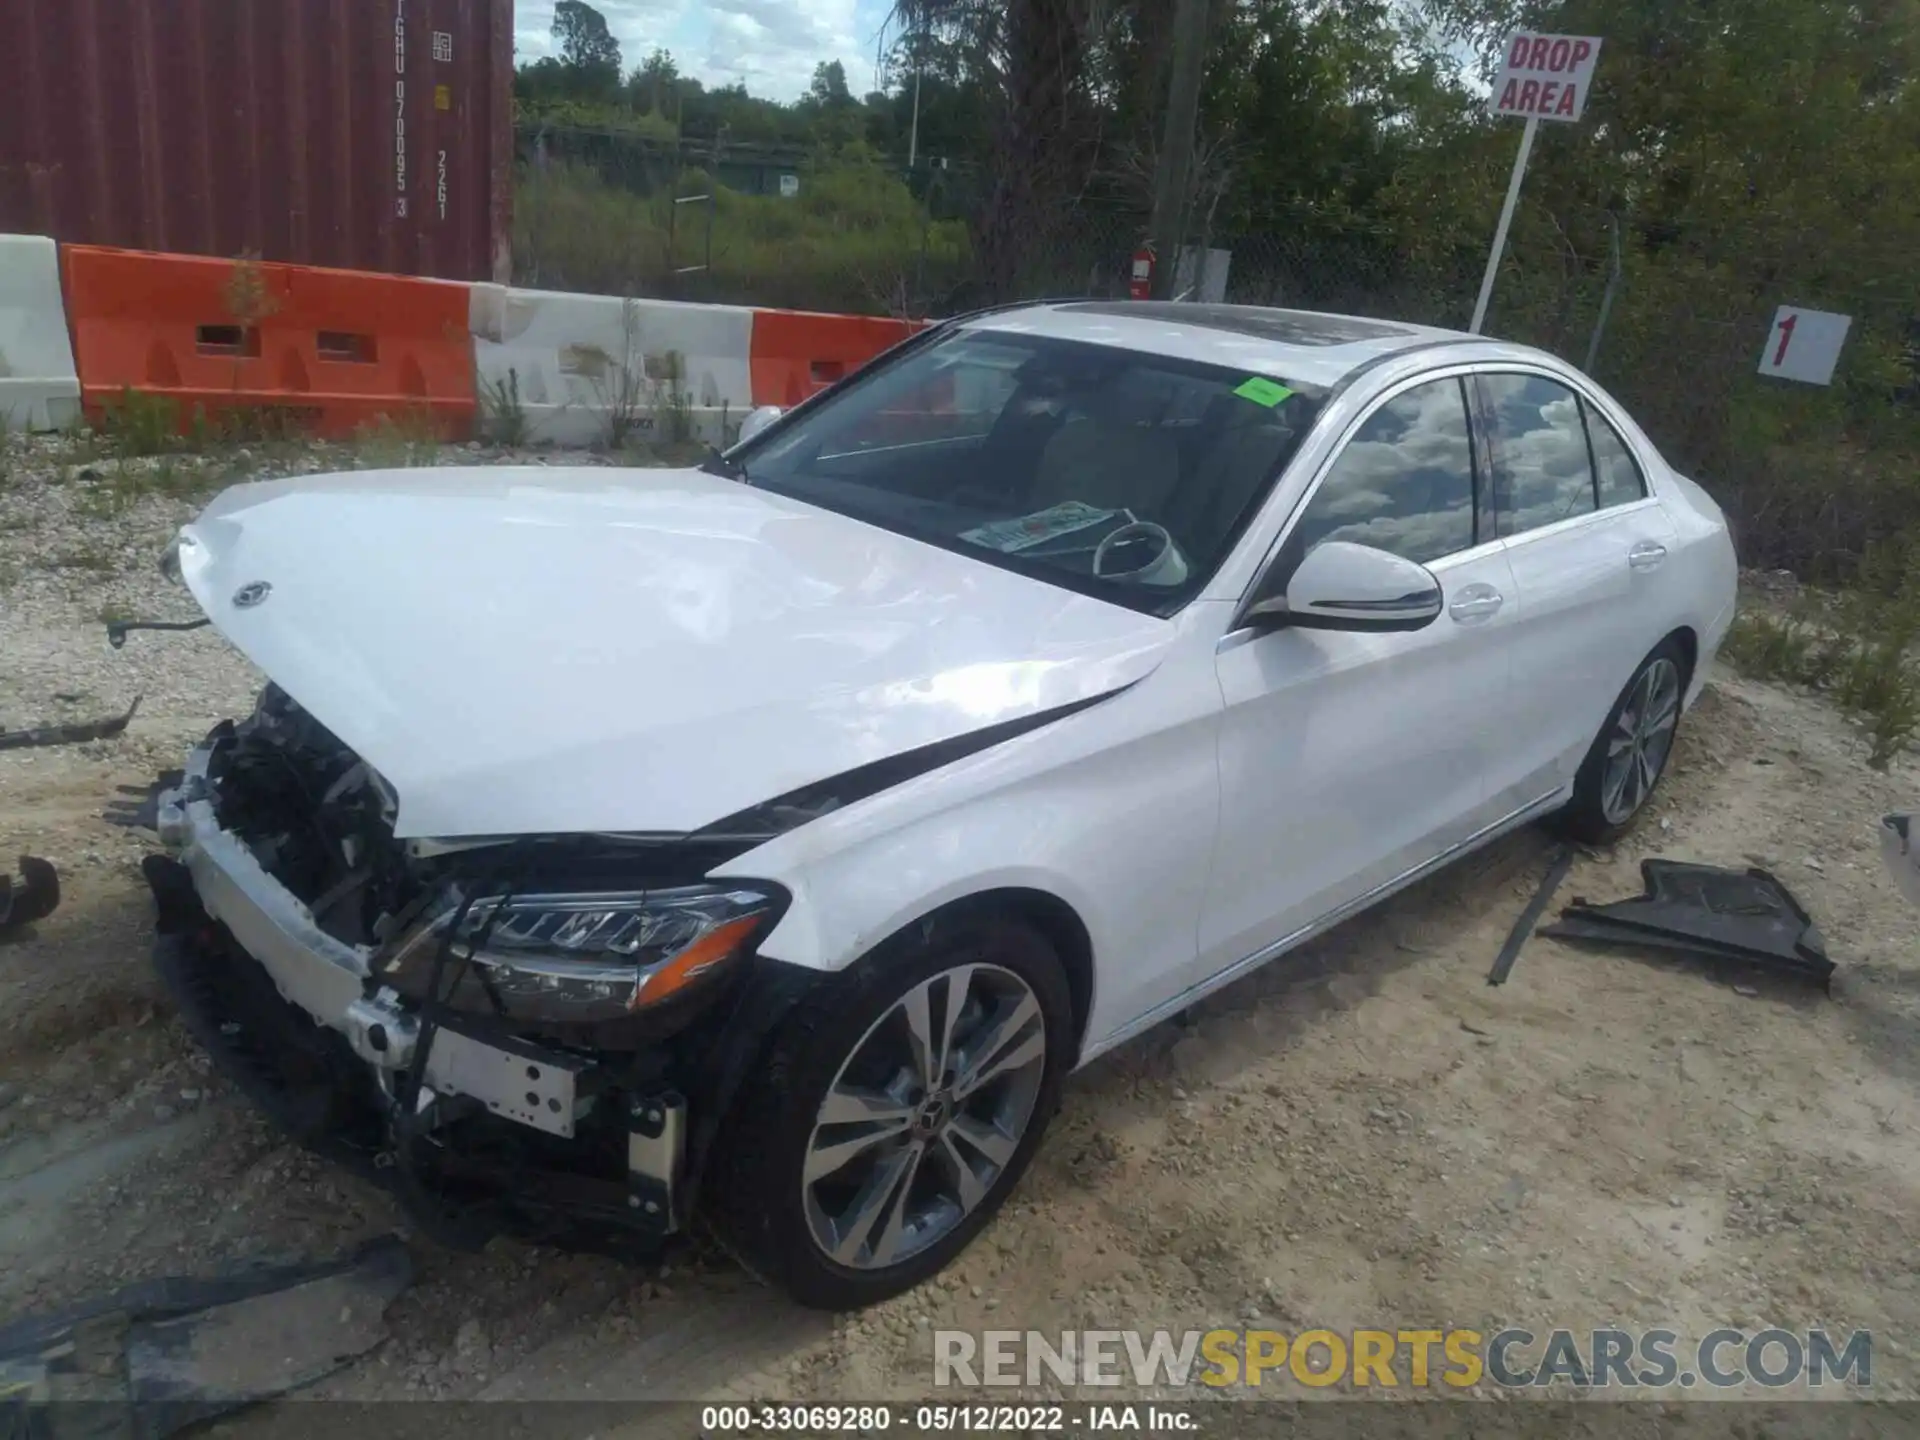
xmin=1469 ymin=114 xmax=1540 ymax=335
xmin=1488 ymin=843 xmax=1574 ymax=986
xmin=1147 ymin=0 xmax=1209 ymax=301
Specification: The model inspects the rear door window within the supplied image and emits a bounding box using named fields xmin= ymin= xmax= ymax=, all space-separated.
xmin=1479 ymin=373 xmax=1598 ymax=538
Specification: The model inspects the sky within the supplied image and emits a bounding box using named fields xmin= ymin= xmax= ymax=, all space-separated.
xmin=515 ymin=0 xmax=899 ymax=104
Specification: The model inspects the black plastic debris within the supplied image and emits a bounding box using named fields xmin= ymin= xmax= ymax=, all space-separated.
xmin=1539 ymin=859 xmax=1833 ymax=990
xmin=1487 ymin=845 xmax=1573 ymax=986
xmin=0 ymin=1236 xmax=412 ymax=1437
xmin=0 ymin=857 xmax=60 ymax=935
xmin=1881 ymin=814 xmax=1920 ymax=910
xmin=0 ymin=697 xmax=141 ymax=752
xmin=105 ymin=617 xmax=210 ymax=650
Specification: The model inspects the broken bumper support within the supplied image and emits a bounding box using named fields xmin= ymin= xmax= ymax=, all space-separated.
xmin=147 ymin=744 xmax=690 ymax=1237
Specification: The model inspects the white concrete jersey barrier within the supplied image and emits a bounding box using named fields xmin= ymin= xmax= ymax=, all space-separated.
xmin=0 ymin=235 xmax=82 ymax=431
xmin=470 ymin=285 xmax=754 ymax=449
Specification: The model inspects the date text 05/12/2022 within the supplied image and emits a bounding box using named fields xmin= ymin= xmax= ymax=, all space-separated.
xmin=699 ymin=1404 xmax=1195 ymax=1433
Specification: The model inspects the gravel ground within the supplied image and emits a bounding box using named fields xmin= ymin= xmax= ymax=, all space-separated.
xmin=2 ymin=428 xmax=1918 ymax=1429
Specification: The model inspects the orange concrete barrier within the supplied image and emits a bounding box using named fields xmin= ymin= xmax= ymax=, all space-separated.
xmin=749 ymin=309 xmax=924 ymax=408
xmin=62 ymin=246 xmax=476 ymax=439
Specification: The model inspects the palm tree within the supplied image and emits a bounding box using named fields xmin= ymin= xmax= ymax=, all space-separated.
xmin=894 ymin=0 xmax=1098 ymax=300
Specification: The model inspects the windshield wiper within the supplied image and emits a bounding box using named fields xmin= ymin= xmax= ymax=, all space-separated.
xmin=700 ymin=445 xmax=748 ymax=484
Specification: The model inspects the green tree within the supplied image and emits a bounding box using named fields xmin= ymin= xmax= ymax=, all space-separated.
xmin=810 ymin=60 xmax=854 ymax=108
xmin=553 ymin=0 xmax=622 ymax=71
xmin=1405 ymin=0 xmax=1920 ymax=564
xmin=549 ymin=0 xmax=623 ymax=100
xmin=630 ymin=47 xmax=682 ymax=119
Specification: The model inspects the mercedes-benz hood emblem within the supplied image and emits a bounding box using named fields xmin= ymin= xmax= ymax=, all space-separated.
xmin=232 ymin=581 xmax=273 ymax=609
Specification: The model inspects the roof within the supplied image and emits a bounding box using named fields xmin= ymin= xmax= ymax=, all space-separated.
xmin=961 ymin=300 xmax=1481 ymax=390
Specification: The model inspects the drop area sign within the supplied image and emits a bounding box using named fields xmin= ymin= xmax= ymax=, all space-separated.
xmin=1470 ymin=30 xmax=1606 ymax=334
xmin=1490 ymin=32 xmax=1604 ymax=122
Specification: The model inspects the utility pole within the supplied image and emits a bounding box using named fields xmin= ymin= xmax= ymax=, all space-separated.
xmin=909 ymin=62 xmax=922 ymax=169
xmin=1148 ymin=0 xmax=1209 ymax=301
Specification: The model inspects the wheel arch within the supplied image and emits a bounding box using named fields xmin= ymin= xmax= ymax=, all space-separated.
xmin=899 ymin=886 xmax=1097 ymax=1067
xmin=1664 ymin=624 xmax=1699 ymax=693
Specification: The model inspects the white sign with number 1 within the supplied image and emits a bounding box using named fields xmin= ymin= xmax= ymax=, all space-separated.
xmin=1759 ymin=306 xmax=1851 ymax=386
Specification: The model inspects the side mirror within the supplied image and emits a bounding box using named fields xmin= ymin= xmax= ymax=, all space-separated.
xmin=737 ymin=405 xmax=784 ymax=445
xmin=1249 ymin=540 xmax=1443 ymax=633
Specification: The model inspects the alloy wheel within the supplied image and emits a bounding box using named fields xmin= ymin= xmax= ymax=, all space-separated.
xmin=801 ymin=962 xmax=1047 ymax=1271
xmin=1601 ymin=656 xmax=1681 ymax=825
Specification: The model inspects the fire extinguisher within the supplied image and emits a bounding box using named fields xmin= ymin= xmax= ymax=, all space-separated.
xmin=1129 ymin=245 xmax=1155 ymax=301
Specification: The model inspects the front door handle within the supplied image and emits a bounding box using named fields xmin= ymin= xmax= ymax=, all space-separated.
xmin=1628 ymin=541 xmax=1668 ymax=571
xmin=1448 ymin=584 xmax=1504 ymax=623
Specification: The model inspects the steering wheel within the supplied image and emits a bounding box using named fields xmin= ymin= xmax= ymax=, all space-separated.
xmin=1093 ymin=520 xmax=1180 ymax=581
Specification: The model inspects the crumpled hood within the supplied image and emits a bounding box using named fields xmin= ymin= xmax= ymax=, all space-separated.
xmin=175 ymin=465 xmax=1174 ymax=839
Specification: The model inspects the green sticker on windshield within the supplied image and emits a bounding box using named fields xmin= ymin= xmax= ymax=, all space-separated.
xmin=1233 ymin=376 xmax=1294 ymax=407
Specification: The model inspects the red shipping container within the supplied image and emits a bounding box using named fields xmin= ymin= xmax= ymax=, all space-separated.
xmin=0 ymin=0 xmax=513 ymax=284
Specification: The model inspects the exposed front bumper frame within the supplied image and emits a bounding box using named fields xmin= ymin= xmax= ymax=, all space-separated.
xmin=156 ymin=743 xmax=608 ymax=1153
xmin=158 ymin=744 xmax=400 ymax=1056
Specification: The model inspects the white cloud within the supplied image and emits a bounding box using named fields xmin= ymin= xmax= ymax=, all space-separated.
xmin=1486 ymin=380 xmax=1594 ymax=533
xmin=516 ymin=0 xmax=885 ymax=102
xmin=703 ymin=0 xmax=864 ymax=98
xmin=517 ymin=0 xmax=686 ymax=60
xmin=1299 ymin=378 xmax=1476 ymax=563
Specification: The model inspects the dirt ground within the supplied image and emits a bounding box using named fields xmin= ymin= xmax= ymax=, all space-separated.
xmin=3 ymin=445 xmax=1918 ymax=1428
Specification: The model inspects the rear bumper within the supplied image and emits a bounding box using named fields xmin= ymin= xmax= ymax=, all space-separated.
xmin=1688 ymin=593 xmax=1736 ymax=710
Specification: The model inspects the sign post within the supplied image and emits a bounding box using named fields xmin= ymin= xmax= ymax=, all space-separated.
xmin=1469 ymin=31 xmax=1605 ymax=335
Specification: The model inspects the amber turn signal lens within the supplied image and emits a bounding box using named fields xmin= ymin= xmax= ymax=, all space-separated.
xmin=631 ymin=914 xmax=763 ymax=1008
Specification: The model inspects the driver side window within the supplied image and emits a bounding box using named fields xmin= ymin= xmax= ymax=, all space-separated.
xmin=1289 ymin=378 xmax=1479 ymax=566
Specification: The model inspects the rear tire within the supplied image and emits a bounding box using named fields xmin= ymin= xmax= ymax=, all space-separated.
xmin=705 ymin=913 xmax=1073 ymax=1310
xmin=1553 ymin=638 xmax=1689 ymax=845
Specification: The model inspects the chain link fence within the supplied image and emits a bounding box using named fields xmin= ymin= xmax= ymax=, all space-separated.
xmin=512 ymin=134 xmax=1919 ymax=575
xmin=1469 ymin=228 xmax=1920 ymax=576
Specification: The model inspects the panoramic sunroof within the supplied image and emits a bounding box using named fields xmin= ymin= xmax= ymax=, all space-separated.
xmin=1056 ymin=301 xmax=1419 ymax=347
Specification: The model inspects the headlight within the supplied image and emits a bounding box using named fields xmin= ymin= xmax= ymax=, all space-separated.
xmin=378 ymin=883 xmax=776 ymax=1029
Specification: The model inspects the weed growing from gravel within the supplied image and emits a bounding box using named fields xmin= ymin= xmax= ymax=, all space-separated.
xmin=98 ymin=389 xmax=183 ymax=458
xmin=1726 ymin=542 xmax=1920 ymax=767
xmin=352 ymin=410 xmax=442 ymax=469
xmin=478 ymin=369 xmax=530 ymax=447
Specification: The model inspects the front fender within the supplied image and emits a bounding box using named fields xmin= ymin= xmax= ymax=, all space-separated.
xmin=711 ymin=634 xmax=1227 ymax=1055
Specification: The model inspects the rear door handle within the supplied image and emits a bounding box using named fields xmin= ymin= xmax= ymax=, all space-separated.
xmin=1628 ymin=541 xmax=1668 ymax=571
xmin=1448 ymin=584 xmax=1504 ymax=623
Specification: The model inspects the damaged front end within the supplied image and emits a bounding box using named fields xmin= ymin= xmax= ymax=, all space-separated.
xmin=142 ymin=684 xmax=798 ymax=1253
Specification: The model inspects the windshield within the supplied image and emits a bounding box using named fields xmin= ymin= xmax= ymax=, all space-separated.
xmin=722 ymin=327 xmax=1325 ymax=614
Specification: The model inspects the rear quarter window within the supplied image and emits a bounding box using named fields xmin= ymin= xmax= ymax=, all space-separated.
xmin=1583 ymin=400 xmax=1648 ymax=508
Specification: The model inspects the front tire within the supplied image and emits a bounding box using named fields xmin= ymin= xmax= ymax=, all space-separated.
xmin=706 ymin=913 xmax=1073 ymax=1310
xmin=1555 ymin=638 xmax=1688 ymax=844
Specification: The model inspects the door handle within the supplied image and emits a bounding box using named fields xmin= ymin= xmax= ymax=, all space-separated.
xmin=1448 ymin=584 xmax=1503 ymax=623
xmin=1628 ymin=541 xmax=1668 ymax=571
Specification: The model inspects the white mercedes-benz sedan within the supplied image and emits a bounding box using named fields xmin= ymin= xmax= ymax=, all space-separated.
xmin=139 ymin=301 xmax=1737 ymax=1309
